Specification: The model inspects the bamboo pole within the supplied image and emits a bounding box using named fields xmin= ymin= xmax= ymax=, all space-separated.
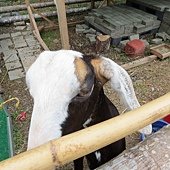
xmin=0 ymin=93 xmax=170 ymax=170
xmin=54 ymin=0 xmax=70 ymax=49
xmin=0 ymin=7 xmax=90 ymax=24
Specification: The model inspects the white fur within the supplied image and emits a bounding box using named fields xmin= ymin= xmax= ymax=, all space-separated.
xmin=95 ymin=151 xmax=101 ymax=162
xmin=100 ymin=57 xmax=152 ymax=135
xmin=27 ymin=50 xmax=83 ymax=150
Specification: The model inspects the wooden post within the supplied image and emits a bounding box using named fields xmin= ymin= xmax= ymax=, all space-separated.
xmin=25 ymin=0 xmax=49 ymax=50
xmin=96 ymin=34 xmax=111 ymax=53
xmin=97 ymin=126 xmax=170 ymax=170
xmin=54 ymin=0 xmax=70 ymax=50
xmin=0 ymin=93 xmax=170 ymax=170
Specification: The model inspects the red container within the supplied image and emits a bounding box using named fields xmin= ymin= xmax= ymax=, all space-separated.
xmin=163 ymin=114 xmax=170 ymax=123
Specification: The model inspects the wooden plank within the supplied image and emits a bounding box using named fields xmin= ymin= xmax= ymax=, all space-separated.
xmin=121 ymin=55 xmax=157 ymax=70
xmin=97 ymin=126 xmax=170 ymax=170
xmin=54 ymin=0 xmax=70 ymax=49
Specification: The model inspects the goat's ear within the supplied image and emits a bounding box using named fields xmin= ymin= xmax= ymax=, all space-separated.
xmin=91 ymin=57 xmax=140 ymax=110
xmin=73 ymin=58 xmax=95 ymax=102
xmin=91 ymin=57 xmax=152 ymax=135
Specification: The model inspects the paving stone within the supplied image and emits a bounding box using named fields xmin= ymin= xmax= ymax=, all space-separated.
xmin=20 ymin=56 xmax=37 ymax=72
xmin=3 ymin=53 xmax=19 ymax=63
xmin=151 ymin=38 xmax=162 ymax=45
xmin=14 ymin=21 xmax=25 ymax=26
xmin=11 ymin=32 xmax=22 ymax=37
xmin=5 ymin=60 xmax=22 ymax=71
xmin=13 ymin=36 xmax=27 ymax=48
xmin=0 ymin=33 xmax=10 ymax=40
xmin=76 ymin=24 xmax=84 ymax=29
xmin=0 ymin=39 xmax=13 ymax=49
xmin=14 ymin=26 xmax=26 ymax=31
xmin=129 ymin=34 xmax=139 ymax=40
xmin=8 ymin=68 xmax=25 ymax=80
xmin=17 ymin=47 xmax=37 ymax=57
xmin=22 ymin=31 xmax=32 ymax=36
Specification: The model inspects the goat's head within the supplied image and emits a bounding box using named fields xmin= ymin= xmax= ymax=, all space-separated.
xmin=27 ymin=50 xmax=152 ymax=150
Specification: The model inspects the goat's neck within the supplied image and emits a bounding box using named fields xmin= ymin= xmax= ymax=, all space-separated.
xmin=27 ymin=98 xmax=70 ymax=150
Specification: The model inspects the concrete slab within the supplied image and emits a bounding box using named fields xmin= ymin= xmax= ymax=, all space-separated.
xmin=0 ymin=33 xmax=10 ymax=40
xmin=5 ymin=60 xmax=22 ymax=71
xmin=8 ymin=68 xmax=25 ymax=81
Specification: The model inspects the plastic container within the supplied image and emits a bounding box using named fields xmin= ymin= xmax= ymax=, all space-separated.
xmin=140 ymin=119 xmax=169 ymax=141
xmin=0 ymin=97 xmax=14 ymax=161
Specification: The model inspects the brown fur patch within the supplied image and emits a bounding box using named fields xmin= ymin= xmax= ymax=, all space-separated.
xmin=90 ymin=58 xmax=107 ymax=85
xmin=74 ymin=57 xmax=88 ymax=85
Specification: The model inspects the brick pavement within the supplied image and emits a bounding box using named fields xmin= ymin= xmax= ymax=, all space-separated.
xmin=0 ymin=30 xmax=42 ymax=80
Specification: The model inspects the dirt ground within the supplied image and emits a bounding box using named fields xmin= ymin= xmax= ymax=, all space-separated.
xmin=0 ymin=21 xmax=170 ymax=169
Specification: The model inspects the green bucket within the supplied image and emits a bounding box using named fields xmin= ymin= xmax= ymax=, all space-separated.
xmin=0 ymin=96 xmax=14 ymax=161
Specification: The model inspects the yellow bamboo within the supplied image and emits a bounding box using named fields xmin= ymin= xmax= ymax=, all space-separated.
xmin=0 ymin=93 xmax=170 ymax=170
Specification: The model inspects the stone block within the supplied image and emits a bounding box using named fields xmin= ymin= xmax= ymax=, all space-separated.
xmin=142 ymin=19 xmax=154 ymax=26
xmin=83 ymin=28 xmax=96 ymax=34
xmin=0 ymin=39 xmax=13 ymax=49
xmin=129 ymin=34 xmax=139 ymax=40
xmin=133 ymin=24 xmax=145 ymax=33
xmin=0 ymin=33 xmax=10 ymax=40
xmin=151 ymin=38 xmax=162 ymax=45
xmin=11 ymin=32 xmax=22 ymax=37
xmin=13 ymin=21 xmax=25 ymax=26
xmin=13 ymin=36 xmax=27 ymax=48
xmin=81 ymin=24 xmax=89 ymax=30
xmin=22 ymin=31 xmax=32 ymax=36
xmin=20 ymin=56 xmax=37 ymax=72
xmin=85 ymin=33 xmax=96 ymax=39
xmin=119 ymin=40 xmax=129 ymax=50
xmin=5 ymin=60 xmax=22 ymax=71
xmin=3 ymin=53 xmax=19 ymax=63
xmin=8 ymin=68 xmax=25 ymax=80
xmin=156 ymin=32 xmax=170 ymax=41
xmin=76 ymin=28 xmax=85 ymax=34
xmin=14 ymin=26 xmax=26 ymax=31
xmin=125 ymin=39 xmax=145 ymax=57
xmin=88 ymin=36 xmax=96 ymax=44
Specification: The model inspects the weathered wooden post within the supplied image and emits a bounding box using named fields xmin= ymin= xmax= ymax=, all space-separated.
xmin=54 ymin=0 xmax=70 ymax=50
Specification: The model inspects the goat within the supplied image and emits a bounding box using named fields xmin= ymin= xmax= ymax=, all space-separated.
xmin=26 ymin=50 xmax=152 ymax=169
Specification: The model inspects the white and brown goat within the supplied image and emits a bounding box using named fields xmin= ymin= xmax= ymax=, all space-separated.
xmin=26 ymin=50 xmax=152 ymax=169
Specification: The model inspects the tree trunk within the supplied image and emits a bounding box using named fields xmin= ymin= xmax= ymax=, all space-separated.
xmin=97 ymin=125 xmax=170 ymax=170
xmin=0 ymin=0 xmax=101 ymax=13
xmin=0 ymin=7 xmax=90 ymax=24
xmin=96 ymin=34 xmax=111 ymax=53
